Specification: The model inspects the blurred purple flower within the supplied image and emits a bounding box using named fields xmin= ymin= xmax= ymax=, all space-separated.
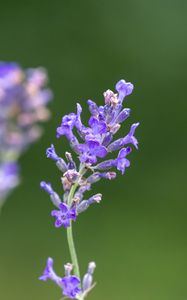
xmin=0 ymin=62 xmax=52 ymax=205
xmin=0 ymin=162 xmax=19 ymax=202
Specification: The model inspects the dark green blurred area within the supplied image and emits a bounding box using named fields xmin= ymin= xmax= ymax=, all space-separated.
xmin=0 ymin=0 xmax=187 ymax=299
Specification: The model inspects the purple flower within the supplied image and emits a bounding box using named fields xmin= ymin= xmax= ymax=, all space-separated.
xmin=107 ymin=122 xmax=140 ymax=152
xmin=115 ymin=79 xmax=134 ymax=102
xmin=46 ymin=144 xmax=59 ymax=161
xmin=122 ymin=123 xmax=140 ymax=149
xmin=88 ymin=116 xmax=107 ymax=135
xmin=114 ymin=147 xmax=131 ymax=174
xmin=39 ymin=259 xmax=81 ymax=299
xmin=51 ymin=203 xmax=76 ymax=228
xmin=78 ymin=139 xmax=107 ymax=164
xmin=61 ymin=275 xmax=81 ymax=299
xmin=95 ymin=147 xmax=131 ymax=175
xmin=56 ymin=113 xmax=77 ymax=139
xmin=39 ymin=257 xmax=61 ymax=285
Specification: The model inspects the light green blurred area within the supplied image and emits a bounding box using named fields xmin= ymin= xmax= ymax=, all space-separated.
xmin=0 ymin=1 xmax=187 ymax=299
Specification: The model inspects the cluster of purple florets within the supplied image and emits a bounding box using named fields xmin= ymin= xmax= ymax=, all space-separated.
xmin=0 ymin=62 xmax=52 ymax=204
xmin=40 ymin=258 xmax=96 ymax=299
xmin=40 ymin=79 xmax=139 ymax=299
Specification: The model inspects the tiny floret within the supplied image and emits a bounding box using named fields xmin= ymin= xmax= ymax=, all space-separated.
xmin=51 ymin=203 xmax=76 ymax=228
xmin=39 ymin=257 xmax=61 ymax=285
xmin=61 ymin=275 xmax=81 ymax=299
xmin=46 ymin=144 xmax=59 ymax=161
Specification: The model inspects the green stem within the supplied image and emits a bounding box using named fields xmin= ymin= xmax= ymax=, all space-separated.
xmin=66 ymin=164 xmax=86 ymax=280
xmin=67 ymin=221 xmax=80 ymax=278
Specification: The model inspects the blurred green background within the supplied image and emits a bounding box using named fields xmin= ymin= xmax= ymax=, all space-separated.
xmin=0 ymin=1 xmax=187 ymax=299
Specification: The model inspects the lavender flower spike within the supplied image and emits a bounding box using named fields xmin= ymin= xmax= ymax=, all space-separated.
xmin=40 ymin=78 xmax=140 ymax=299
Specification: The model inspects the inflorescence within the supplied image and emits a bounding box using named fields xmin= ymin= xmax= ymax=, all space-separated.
xmin=40 ymin=79 xmax=139 ymax=299
xmin=0 ymin=62 xmax=52 ymax=206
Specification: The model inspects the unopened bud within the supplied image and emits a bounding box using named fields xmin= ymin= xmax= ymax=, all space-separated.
xmin=50 ymin=192 xmax=61 ymax=208
xmin=56 ymin=158 xmax=67 ymax=172
xmin=110 ymin=123 xmax=121 ymax=134
xmin=103 ymin=90 xmax=118 ymax=106
xmin=64 ymin=169 xmax=79 ymax=183
xmin=92 ymin=193 xmax=102 ymax=203
xmin=64 ymin=263 xmax=73 ymax=276
xmin=82 ymin=261 xmax=96 ymax=292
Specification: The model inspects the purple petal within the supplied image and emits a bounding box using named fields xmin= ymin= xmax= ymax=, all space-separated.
xmin=129 ymin=122 xmax=140 ymax=136
xmin=116 ymin=158 xmax=130 ymax=175
xmin=77 ymin=143 xmax=88 ymax=153
xmin=69 ymin=208 xmax=76 ymax=221
xmin=39 ymin=257 xmax=61 ymax=285
xmin=118 ymin=147 xmax=132 ymax=159
xmin=55 ymin=219 xmax=63 ymax=228
xmin=51 ymin=210 xmax=61 ymax=217
xmin=88 ymin=117 xmax=107 ymax=134
xmin=87 ymin=139 xmax=100 ymax=150
xmin=62 ymin=218 xmax=71 ymax=228
xmin=87 ymin=99 xmax=99 ymax=116
xmin=88 ymin=116 xmax=98 ymax=128
xmin=94 ymin=145 xmax=108 ymax=158
xmin=115 ymin=79 xmax=134 ymax=102
xmin=102 ymin=132 xmax=113 ymax=146
xmin=59 ymin=202 xmax=69 ymax=213
xmin=79 ymin=152 xmax=97 ymax=164
xmin=69 ymin=276 xmax=81 ymax=285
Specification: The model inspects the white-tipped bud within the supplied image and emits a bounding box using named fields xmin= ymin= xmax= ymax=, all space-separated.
xmin=65 ymin=152 xmax=73 ymax=161
xmin=110 ymin=123 xmax=121 ymax=134
xmin=82 ymin=261 xmax=96 ymax=292
xmin=64 ymin=263 xmax=73 ymax=276
xmin=88 ymin=262 xmax=96 ymax=274
xmin=103 ymin=89 xmax=118 ymax=106
xmin=92 ymin=193 xmax=102 ymax=203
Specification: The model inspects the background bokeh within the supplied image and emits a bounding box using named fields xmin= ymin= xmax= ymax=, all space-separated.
xmin=0 ymin=1 xmax=187 ymax=299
